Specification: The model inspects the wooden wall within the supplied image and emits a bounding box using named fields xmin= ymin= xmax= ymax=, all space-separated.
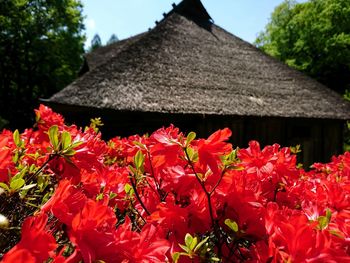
xmin=49 ymin=103 xmax=345 ymax=167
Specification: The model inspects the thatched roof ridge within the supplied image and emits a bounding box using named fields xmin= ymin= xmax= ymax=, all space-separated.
xmin=45 ymin=0 xmax=350 ymax=120
xmin=80 ymin=32 xmax=146 ymax=74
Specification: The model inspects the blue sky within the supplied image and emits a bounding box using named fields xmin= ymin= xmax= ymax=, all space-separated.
xmin=81 ymin=0 xmax=295 ymax=48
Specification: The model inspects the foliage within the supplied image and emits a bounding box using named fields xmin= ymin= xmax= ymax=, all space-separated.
xmin=0 ymin=105 xmax=350 ymax=262
xmin=88 ymin=33 xmax=102 ymax=51
xmin=107 ymin=33 xmax=119 ymax=45
xmin=0 ymin=0 xmax=85 ymax=129
xmin=255 ymin=0 xmax=350 ymax=94
xmin=87 ymin=33 xmax=119 ymax=52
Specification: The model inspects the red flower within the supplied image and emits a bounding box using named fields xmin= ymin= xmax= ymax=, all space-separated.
xmin=0 ymin=134 xmax=11 ymax=182
xmin=41 ymin=179 xmax=87 ymax=226
xmin=69 ymin=199 xmax=118 ymax=263
xmin=238 ymin=141 xmax=277 ymax=178
xmin=265 ymin=203 xmax=345 ymax=262
xmin=133 ymin=224 xmax=171 ymax=262
xmin=35 ymin=104 xmax=65 ymax=131
xmin=2 ymin=213 xmax=57 ymax=263
xmin=196 ymin=128 xmax=232 ymax=177
xmin=150 ymin=198 xmax=191 ymax=240
xmin=151 ymin=192 xmax=211 ymax=240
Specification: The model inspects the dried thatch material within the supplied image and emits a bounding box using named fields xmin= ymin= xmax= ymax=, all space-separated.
xmin=46 ymin=0 xmax=350 ymax=120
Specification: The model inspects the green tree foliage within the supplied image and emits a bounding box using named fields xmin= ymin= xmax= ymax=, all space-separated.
xmin=0 ymin=0 xmax=85 ymax=129
xmin=107 ymin=34 xmax=119 ymax=45
xmin=89 ymin=33 xmax=102 ymax=51
xmin=255 ymin=0 xmax=350 ymax=94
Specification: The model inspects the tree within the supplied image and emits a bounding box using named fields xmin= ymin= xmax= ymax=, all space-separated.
xmin=89 ymin=33 xmax=102 ymax=51
xmin=0 ymin=0 xmax=85 ymax=129
xmin=255 ymin=0 xmax=350 ymax=94
xmin=107 ymin=34 xmax=119 ymax=45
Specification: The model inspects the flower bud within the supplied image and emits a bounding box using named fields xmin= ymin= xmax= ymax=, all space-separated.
xmin=0 ymin=214 xmax=9 ymax=229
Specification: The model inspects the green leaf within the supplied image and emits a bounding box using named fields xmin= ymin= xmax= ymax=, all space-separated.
xmin=185 ymin=233 xmax=194 ymax=248
xmin=71 ymin=141 xmax=83 ymax=149
xmin=12 ymin=151 xmax=19 ymax=163
xmin=10 ymin=178 xmax=25 ymax=191
xmin=63 ymin=149 xmax=76 ymax=157
xmin=41 ymin=192 xmax=52 ymax=205
xmin=48 ymin=125 xmax=59 ymax=151
xmin=186 ymin=147 xmax=198 ymax=162
xmin=225 ymin=219 xmax=239 ymax=232
xmin=134 ymin=150 xmax=144 ymax=170
xmin=318 ymin=209 xmax=332 ymax=230
xmin=12 ymin=167 xmax=27 ymax=182
xmin=124 ymin=183 xmax=134 ymax=195
xmin=21 ymin=183 xmax=37 ymax=191
xmin=186 ymin=131 xmax=196 ymax=146
xmin=29 ymin=164 xmax=36 ymax=173
xmin=326 ymin=208 xmax=332 ymax=221
xmin=96 ymin=193 xmax=103 ymax=201
xmin=61 ymin=131 xmax=72 ymax=150
xmin=109 ymin=192 xmax=117 ymax=199
xmin=189 ymin=236 xmax=198 ymax=251
xmin=229 ymin=165 xmax=245 ymax=171
xmin=290 ymin=144 xmax=301 ymax=154
xmin=0 ymin=183 xmax=10 ymax=192
xmin=178 ymin=244 xmax=190 ymax=254
xmin=329 ymin=230 xmax=344 ymax=239
xmin=37 ymin=175 xmax=48 ymax=192
xmin=194 ymin=236 xmax=209 ymax=252
xmin=172 ymin=252 xmax=180 ymax=263
xmin=318 ymin=216 xmax=328 ymax=230
xmin=227 ymin=149 xmax=238 ymax=163
xmin=133 ymin=141 xmax=147 ymax=150
xmin=211 ymin=257 xmax=221 ymax=262
xmin=128 ymin=165 xmax=137 ymax=175
xmin=13 ymin=129 xmax=21 ymax=147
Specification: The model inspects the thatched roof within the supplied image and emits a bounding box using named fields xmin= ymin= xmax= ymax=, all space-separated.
xmin=45 ymin=0 xmax=350 ymax=120
xmin=79 ymin=33 xmax=146 ymax=75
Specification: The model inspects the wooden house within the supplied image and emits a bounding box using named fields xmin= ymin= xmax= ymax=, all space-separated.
xmin=42 ymin=0 xmax=350 ymax=165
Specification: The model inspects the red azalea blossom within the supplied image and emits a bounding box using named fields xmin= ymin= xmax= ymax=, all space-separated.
xmin=0 ymin=134 xmax=11 ymax=182
xmin=2 ymin=213 xmax=57 ymax=263
xmin=1 ymin=105 xmax=350 ymax=262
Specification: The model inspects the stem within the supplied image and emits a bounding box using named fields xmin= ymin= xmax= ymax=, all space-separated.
xmin=184 ymin=148 xmax=215 ymax=228
xmin=25 ymin=202 xmax=40 ymax=208
xmin=129 ymin=173 xmax=151 ymax=216
xmin=184 ymin=147 xmax=230 ymax=258
xmin=133 ymin=207 xmax=146 ymax=225
xmin=146 ymin=151 xmax=165 ymax=201
xmin=26 ymin=154 xmax=57 ymax=183
xmin=209 ymin=168 xmax=226 ymax=195
xmin=273 ymin=186 xmax=279 ymax=202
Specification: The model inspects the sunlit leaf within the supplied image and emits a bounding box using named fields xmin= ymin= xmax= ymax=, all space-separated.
xmin=10 ymin=178 xmax=25 ymax=191
xmin=186 ymin=131 xmax=196 ymax=147
xmin=13 ymin=129 xmax=21 ymax=147
xmin=134 ymin=150 xmax=144 ymax=170
xmin=225 ymin=219 xmax=239 ymax=232
xmin=48 ymin=125 xmax=59 ymax=151
xmin=61 ymin=131 xmax=72 ymax=150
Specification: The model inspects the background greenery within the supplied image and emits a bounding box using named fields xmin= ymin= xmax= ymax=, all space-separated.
xmin=255 ymin=0 xmax=350 ymax=95
xmin=0 ymin=0 xmax=85 ymax=129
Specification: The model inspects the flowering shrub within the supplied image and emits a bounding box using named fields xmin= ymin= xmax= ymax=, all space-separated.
xmin=0 ymin=105 xmax=349 ymax=262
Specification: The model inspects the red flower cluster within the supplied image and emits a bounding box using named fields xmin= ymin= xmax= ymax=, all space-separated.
xmin=0 ymin=105 xmax=349 ymax=262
